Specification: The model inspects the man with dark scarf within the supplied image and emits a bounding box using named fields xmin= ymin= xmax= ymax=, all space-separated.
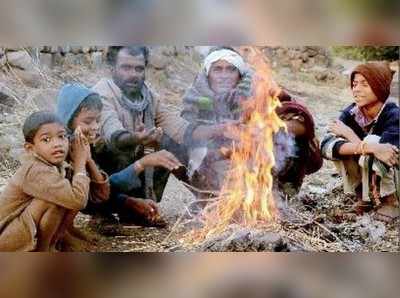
xmin=93 ymin=46 xmax=231 ymax=225
xmin=93 ymin=46 xmax=185 ymax=225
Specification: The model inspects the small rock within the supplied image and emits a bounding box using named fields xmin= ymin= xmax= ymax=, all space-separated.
xmin=40 ymin=46 xmax=52 ymax=53
xmin=70 ymin=46 xmax=82 ymax=54
xmin=305 ymin=46 xmax=320 ymax=57
xmin=53 ymin=53 xmax=65 ymax=65
xmin=39 ymin=53 xmax=54 ymax=69
xmin=301 ymin=52 xmax=309 ymax=63
xmin=58 ymin=46 xmax=71 ymax=54
xmin=315 ymin=72 xmax=328 ymax=81
xmin=291 ymin=59 xmax=303 ymax=72
xmin=82 ymin=46 xmax=91 ymax=53
xmin=48 ymin=46 xmax=58 ymax=54
xmin=355 ymin=214 xmax=386 ymax=243
xmin=276 ymin=48 xmax=287 ymax=58
xmin=6 ymin=50 xmax=35 ymax=70
xmin=91 ymin=51 xmax=104 ymax=68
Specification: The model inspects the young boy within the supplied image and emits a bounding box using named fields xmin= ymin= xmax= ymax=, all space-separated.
xmin=321 ymin=62 xmax=399 ymax=222
xmin=56 ymin=84 xmax=173 ymax=228
xmin=0 ymin=111 xmax=90 ymax=251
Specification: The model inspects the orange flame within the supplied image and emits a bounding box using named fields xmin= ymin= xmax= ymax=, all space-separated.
xmin=191 ymin=47 xmax=286 ymax=241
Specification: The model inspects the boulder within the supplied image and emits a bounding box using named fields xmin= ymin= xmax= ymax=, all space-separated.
xmin=6 ymin=50 xmax=35 ymax=70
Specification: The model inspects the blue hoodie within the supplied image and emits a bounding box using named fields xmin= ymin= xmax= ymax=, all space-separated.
xmin=56 ymin=83 xmax=142 ymax=198
xmin=56 ymin=83 xmax=96 ymax=130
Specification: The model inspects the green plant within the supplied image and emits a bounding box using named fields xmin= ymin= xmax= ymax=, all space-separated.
xmin=332 ymin=46 xmax=399 ymax=61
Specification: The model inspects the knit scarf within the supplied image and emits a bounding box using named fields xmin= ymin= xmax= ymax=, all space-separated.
xmin=111 ymin=82 xmax=157 ymax=201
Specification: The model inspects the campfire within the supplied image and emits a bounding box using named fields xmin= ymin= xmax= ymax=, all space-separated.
xmin=188 ymin=47 xmax=287 ymax=243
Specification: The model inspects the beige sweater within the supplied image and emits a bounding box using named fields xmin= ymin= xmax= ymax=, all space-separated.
xmin=92 ymin=78 xmax=190 ymax=145
xmin=0 ymin=154 xmax=90 ymax=251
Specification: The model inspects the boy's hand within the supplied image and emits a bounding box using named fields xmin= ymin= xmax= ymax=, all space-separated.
xmin=368 ymin=143 xmax=399 ymax=167
xmin=328 ymin=120 xmax=356 ymax=141
xmin=70 ymin=127 xmax=91 ymax=171
xmin=124 ymin=197 xmax=160 ymax=222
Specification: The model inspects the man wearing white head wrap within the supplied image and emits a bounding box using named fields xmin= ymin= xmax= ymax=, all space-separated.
xmin=203 ymin=48 xmax=247 ymax=76
xmin=180 ymin=47 xmax=255 ymax=212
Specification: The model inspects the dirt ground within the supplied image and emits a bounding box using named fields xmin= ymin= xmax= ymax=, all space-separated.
xmin=0 ymin=52 xmax=399 ymax=252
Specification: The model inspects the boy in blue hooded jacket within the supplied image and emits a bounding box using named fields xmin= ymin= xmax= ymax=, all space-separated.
xmin=57 ymin=84 xmax=178 ymax=228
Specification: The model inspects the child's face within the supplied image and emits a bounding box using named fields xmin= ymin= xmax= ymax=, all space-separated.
xmin=352 ymin=73 xmax=379 ymax=108
xmin=71 ymin=108 xmax=101 ymax=144
xmin=25 ymin=123 xmax=69 ymax=166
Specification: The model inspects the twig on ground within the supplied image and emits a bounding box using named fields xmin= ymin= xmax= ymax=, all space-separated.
xmin=288 ymin=207 xmax=352 ymax=251
xmin=180 ymin=181 xmax=220 ymax=196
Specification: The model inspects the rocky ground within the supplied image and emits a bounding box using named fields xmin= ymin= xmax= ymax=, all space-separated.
xmin=0 ymin=47 xmax=398 ymax=252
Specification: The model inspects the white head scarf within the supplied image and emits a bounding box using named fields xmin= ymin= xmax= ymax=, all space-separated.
xmin=203 ymin=49 xmax=246 ymax=76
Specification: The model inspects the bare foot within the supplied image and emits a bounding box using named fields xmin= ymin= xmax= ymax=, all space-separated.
xmin=58 ymin=231 xmax=94 ymax=252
